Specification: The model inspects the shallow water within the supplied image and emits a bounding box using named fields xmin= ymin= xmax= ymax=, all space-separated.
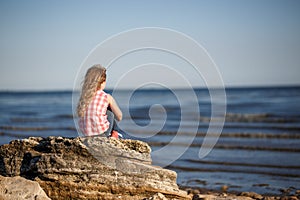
xmin=0 ymin=87 xmax=300 ymax=195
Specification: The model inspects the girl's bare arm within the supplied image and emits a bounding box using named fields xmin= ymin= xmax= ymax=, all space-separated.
xmin=107 ymin=94 xmax=122 ymax=121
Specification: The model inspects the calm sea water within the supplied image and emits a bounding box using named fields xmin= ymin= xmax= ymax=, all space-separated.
xmin=0 ymin=87 xmax=300 ymax=195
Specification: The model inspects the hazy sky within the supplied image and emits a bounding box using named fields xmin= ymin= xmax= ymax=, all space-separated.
xmin=0 ymin=0 xmax=300 ymax=90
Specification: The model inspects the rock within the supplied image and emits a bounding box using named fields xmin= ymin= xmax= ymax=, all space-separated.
xmin=221 ymin=185 xmax=228 ymax=192
xmin=192 ymin=194 xmax=215 ymax=200
xmin=240 ymin=191 xmax=264 ymax=199
xmin=0 ymin=136 xmax=189 ymax=200
xmin=280 ymin=188 xmax=292 ymax=195
xmin=192 ymin=189 xmax=200 ymax=195
xmin=192 ymin=194 xmax=203 ymax=200
xmin=149 ymin=192 xmax=168 ymax=200
xmin=185 ymin=188 xmax=193 ymax=195
xmin=193 ymin=193 xmax=256 ymax=200
xmin=263 ymin=197 xmax=276 ymax=200
xmin=280 ymin=197 xmax=298 ymax=200
xmin=0 ymin=175 xmax=50 ymax=200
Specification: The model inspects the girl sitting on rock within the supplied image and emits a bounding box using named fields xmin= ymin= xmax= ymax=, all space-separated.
xmin=77 ymin=64 xmax=122 ymax=138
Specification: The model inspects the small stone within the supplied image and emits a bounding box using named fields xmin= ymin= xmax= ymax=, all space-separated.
xmin=263 ymin=197 xmax=276 ymax=200
xmin=185 ymin=187 xmax=193 ymax=195
xmin=280 ymin=188 xmax=291 ymax=195
xmin=221 ymin=185 xmax=228 ymax=192
xmin=221 ymin=193 xmax=227 ymax=197
xmin=240 ymin=191 xmax=263 ymax=200
xmin=192 ymin=194 xmax=213 ymax=200
xmin=192 ymin=189 xmax=200 ymax=195
xmin=192 ymin=194 xmax=201 ymax=200
xmin=280 ymin=197 xmax=289 ymax=200
xmin=150 ymin=193 xmax=167 ymax=200
xmin=253 ymin=183 xmax=270 ymax=187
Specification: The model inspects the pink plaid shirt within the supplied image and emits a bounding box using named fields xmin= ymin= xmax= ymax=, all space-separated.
xmin=79 ymin=90 xmax=110 ymax=136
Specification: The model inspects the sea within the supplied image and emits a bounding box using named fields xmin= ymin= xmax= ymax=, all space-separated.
xmin=0 ymin=86 xmax=299 ymax=195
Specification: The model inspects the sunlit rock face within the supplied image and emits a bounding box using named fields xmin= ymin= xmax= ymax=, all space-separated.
xmin=0 ymin=136 xmax=189 ymax=200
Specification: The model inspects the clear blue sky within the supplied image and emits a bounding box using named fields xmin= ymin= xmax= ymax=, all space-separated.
xmin=0 ymin=0 xmax=300 ymax=90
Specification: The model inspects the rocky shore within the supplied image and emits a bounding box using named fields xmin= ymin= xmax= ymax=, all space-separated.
xmin=0 ymin=136 xmax=299 ymax=200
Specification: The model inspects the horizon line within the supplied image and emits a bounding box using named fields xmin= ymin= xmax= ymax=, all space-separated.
xmin=1 ymin=84 xmax=300 ymax=93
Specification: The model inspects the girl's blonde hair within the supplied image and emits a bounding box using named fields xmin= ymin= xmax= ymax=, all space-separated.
xmin=77 ymin=64 xmax=106 ymax=117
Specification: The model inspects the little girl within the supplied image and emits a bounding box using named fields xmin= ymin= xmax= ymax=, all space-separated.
xmin=77 ymin=64 xmax=122 ymax=138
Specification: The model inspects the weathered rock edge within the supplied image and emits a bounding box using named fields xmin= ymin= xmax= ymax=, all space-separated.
xmin=0 ymin=175 xmax=51 ymax=200
xmin=0 ymin=136 xmax=189 ymax=200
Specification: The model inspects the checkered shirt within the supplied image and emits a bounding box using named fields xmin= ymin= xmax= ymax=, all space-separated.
xmin=79 ymin=90 xmax=110 ymax=136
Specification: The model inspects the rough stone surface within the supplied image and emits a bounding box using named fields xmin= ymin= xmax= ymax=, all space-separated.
xmin=148 ymin=192 xmax=168 ymax=200
xmin=0 ymin=136 xmax=189 ymax=200
xmin=191 ymin=193 xmax=256 ymax=200
xmin=240 ymin=191 xmax=264 ymax=200
xmin=0 ymin=175 xmax=50 ymax=200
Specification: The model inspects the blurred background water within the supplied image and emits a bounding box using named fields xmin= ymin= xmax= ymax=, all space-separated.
xmin=0 ymin=86 xmax=299 ymax=195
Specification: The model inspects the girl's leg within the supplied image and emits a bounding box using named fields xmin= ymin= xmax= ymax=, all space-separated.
xmin=104 ymin=110 xmax=120 ymax=137
xmin=104 ymin=110 xmax=114 ymax=137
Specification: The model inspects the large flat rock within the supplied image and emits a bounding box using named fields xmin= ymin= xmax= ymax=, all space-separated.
xmin=0 ymin=136 xmax=189 ymax=200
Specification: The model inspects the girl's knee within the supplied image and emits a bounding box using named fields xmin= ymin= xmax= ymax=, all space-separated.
xmin=106 ymin=110 xmax=114 ymax=117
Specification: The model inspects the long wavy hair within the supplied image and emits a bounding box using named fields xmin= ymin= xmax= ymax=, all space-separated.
xmin=77 ymin=64 xmax=106 ymax=117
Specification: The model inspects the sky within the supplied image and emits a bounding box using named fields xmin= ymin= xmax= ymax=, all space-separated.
xmin=0 ymin=0 xmax=300 ymax=90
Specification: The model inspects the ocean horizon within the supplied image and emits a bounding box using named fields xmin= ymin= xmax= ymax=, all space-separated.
xmin=1 ymin=84 xmax=300 ymax=92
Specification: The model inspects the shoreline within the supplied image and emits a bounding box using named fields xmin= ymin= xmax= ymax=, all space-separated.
xmin=179 ymin=185 xmax=300 ymax=200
